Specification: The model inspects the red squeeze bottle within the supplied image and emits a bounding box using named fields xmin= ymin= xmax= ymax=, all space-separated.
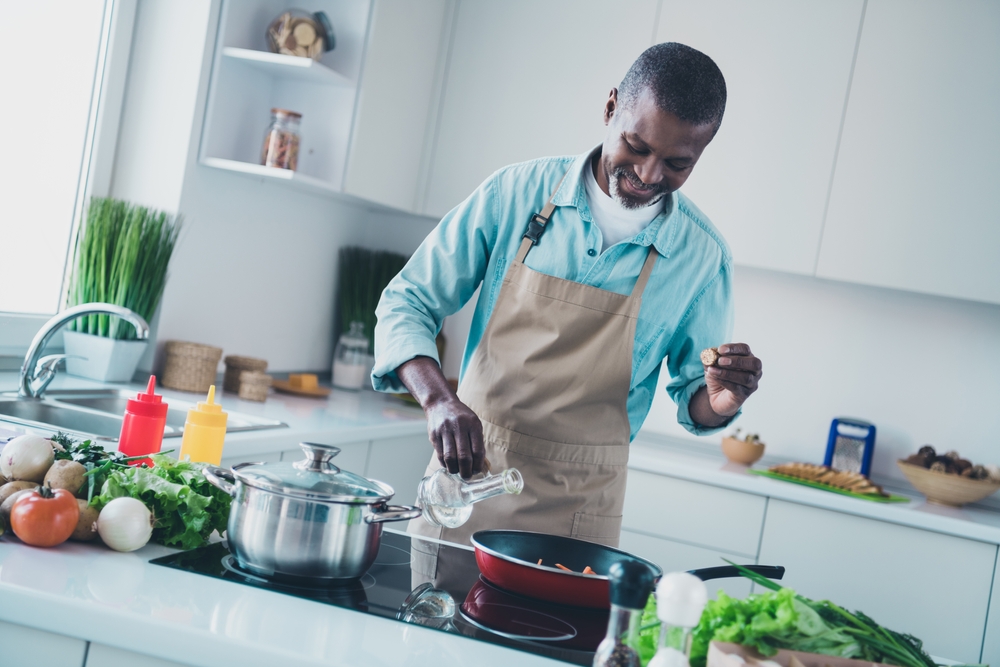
xmin=118 ymin=375 xmax=168 ymax=466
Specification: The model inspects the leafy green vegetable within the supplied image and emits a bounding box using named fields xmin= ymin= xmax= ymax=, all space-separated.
xmin=635 ymin=563 xmax=938 ymax=667
xmin=51 ymin=432 xmax=173 ymax=502
xmin=93 ymin=454 xmax=230 ymax=550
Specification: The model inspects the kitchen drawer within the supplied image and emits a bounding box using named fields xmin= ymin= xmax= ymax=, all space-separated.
xmin=280 ymin=440 xmax=370 ymax=476
xmin=619 ymin=529 xmax=753 ymax=600
xmin=758 ymin=499 xmax=996 ymax=664
xmin=86 ymin=643 xmax=192 ymax=667
xmin=623 ymin=470 xmax=766 ymax=557
xmin=983 ymin=555 xmax=1000 ymax=666
xmin=366 ymin=435 xmax=433 ymax=506
xmin=0 ymin=620 xmax=86 ymax=667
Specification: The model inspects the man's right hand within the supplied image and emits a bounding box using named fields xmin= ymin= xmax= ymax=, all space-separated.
xmin=396 ymin=356 xmax=485 ymax=479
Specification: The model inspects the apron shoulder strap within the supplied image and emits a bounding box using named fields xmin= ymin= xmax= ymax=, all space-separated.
xmin=630 ymin=246 xmax=659 ymax=298
xmin=516 ymin=172 xmax=569 ymax=263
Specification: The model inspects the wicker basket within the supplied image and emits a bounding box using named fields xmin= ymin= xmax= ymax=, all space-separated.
xmin=223 ymin=355 xmax=268 ymax=393
xmin=897 ymin=460 xmax=1000 ymax=507
xmin=237 ymin=370 xmax=271 ymax=402
xmin=161 ymin=341 xmax=223 ymax=393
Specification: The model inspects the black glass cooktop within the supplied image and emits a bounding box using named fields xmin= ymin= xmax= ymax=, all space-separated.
xmin=149 ymin=530 xmax=607 ymax=665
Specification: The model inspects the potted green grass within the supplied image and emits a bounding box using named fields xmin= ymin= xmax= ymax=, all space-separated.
xmin=63 ymin=197 xmax=181 ymax=382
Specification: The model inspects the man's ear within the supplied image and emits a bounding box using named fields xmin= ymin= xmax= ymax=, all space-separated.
xmin=604 ymin=88 xmax=618 ymax=126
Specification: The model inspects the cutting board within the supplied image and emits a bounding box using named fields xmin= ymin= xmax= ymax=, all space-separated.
xmin=750 ymin=469 xmax=910 ymax=503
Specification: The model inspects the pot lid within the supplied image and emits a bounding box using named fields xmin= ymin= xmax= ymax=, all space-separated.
xmin=233 ymin=442 xmax=393 ymax=503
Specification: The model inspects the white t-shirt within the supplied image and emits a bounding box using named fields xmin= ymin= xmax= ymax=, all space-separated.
xmin=583 ymin=158 xmax=664 ymax=252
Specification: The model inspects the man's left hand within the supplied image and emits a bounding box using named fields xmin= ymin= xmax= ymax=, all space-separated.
xmin=704 ymin=342 xmax=762 ymax=417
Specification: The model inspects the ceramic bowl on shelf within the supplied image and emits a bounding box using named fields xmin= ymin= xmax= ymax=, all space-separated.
xmin=721 ymin=436 xmax=765 ymax=465
xmin=897 ymin=460 xmax=1000 ymax=507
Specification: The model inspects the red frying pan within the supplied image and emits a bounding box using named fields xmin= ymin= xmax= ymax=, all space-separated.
xmin=472 ymin=530 xmax=784 ymax=609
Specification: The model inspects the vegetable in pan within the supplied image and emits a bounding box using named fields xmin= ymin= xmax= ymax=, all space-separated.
xmin=536 ymin=558 xmax=598 ymax=575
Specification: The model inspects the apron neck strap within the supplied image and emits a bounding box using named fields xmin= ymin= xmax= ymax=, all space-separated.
xmin=630 ymin=246 xmax=659 ymax=298
xmin=517 ymin=173 xmax=569 ymax=263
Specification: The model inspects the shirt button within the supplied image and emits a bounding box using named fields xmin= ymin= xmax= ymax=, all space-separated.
xmin=587 ymin=249 xmax=597 ymax=257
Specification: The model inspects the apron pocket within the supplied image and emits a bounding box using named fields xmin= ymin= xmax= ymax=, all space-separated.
xmin=571 ymin=512 xmax=623 ymax=546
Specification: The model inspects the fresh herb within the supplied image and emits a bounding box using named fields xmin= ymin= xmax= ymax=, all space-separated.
xmin=337 ymin=246 xmax=408 ymax=349
xmin=50 ymin=432 xmax=172 ymax=503
xmin=635 ymin=562 xmax=939 ymax=667
xmin=92 ymin=454 xmax=230 ymax=550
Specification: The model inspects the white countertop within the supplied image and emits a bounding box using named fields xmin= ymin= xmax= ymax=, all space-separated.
xmin=630 ymin=433 xmax=1000 ymax=546
xmin=1 ymin=371 xmax=997 ymax=665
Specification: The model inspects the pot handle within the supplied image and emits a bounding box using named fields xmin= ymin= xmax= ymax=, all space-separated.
xmin=687 ymin=564 xmax=785 ymax=582
xmin=202 ymin=465 xmax=237 ymax=496
xmin=366 ymin=504 xmax=422 ymax=524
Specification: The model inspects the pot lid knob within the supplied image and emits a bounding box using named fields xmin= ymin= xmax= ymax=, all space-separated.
xmin=294 ymin=442 xmax=341 ymax=473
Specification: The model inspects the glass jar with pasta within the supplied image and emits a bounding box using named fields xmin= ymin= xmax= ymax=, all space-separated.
xmin=260 ymin=108 xmax=301 ymax=171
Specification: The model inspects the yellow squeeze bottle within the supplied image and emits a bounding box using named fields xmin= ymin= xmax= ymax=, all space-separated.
xmin=178 ymin=385 xmax=228 ymax=464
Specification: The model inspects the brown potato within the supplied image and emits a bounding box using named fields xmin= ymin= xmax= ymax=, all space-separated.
xmin=0 ymin=488 xmax=35 ymax=524
xmin=0 ymin=481 xmax=38 ymax=507
xmin=43 ymin=460 xmax=87 ymax=496
xmin=70 ymin=500 xmax=101 ymax=542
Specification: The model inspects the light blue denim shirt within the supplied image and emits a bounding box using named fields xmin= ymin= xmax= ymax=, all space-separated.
xmin=373 ymin=149 xmax=737 ymax=439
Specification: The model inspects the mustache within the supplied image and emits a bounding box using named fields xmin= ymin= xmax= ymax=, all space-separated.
xmin=612 ymin=167 xmax=663 ymax=195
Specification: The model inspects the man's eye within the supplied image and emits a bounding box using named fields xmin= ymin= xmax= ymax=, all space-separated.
xmin=625 ymin=140 xmax=647 ymax=155
xmin=666 ymin=162 xmax=688 ymax=172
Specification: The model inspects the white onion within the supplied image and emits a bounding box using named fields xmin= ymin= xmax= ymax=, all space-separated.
xmin=97 ymin=497 xmax=153 ymax=552
xmin=0 ymin=435 xmax=55 ymax=482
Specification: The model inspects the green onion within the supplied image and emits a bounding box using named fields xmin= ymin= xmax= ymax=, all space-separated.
xmin=66 ymin=198 xmax=181 ymax=339
xmin=337 ymin=246 xmax=408 ymax=349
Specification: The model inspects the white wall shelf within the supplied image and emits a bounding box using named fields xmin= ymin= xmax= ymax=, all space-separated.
xmin=221 ymin=46 xmax=352 ymax=86
xmin=199 ymin=0 xmax=372 ymax=199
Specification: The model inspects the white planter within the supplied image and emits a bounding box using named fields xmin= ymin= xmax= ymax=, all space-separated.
xmin=63 ymin=331 xmax=148 ymax=383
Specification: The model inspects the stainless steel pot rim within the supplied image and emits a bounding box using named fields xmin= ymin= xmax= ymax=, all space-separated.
xmin=231 ymin=461 xmax=396 ymax=504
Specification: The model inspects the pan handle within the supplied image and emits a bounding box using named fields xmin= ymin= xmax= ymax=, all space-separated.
xmin=687 ymin=565 xmax=785 ymax=582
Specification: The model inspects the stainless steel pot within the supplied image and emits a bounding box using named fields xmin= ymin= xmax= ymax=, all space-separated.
xmin=203 ymin=442 xmax=421 ymax=581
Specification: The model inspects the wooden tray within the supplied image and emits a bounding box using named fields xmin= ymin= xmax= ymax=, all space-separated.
xmin=750 ymin=469 xmax=910 ymax=503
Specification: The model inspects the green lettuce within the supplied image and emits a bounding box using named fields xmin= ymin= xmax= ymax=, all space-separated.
xmin=93 ymin=454 xmax=231 ymax=550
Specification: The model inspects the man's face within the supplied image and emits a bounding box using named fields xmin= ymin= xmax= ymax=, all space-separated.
xmin=597 ymin=87 xmax=716 ymax=209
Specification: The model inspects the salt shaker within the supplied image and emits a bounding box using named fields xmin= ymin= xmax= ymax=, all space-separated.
xmin=647 ymin=572 xmax=709 ymax=667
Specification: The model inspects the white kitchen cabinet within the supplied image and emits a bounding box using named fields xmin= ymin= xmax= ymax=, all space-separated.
xmin=422 ymin=0 xmax=659 ymax=218
xmin=343 ymin=0 xmax=451 ymax=212
xmin=758 ymin=499 xmax=996 ymax=663
xmin=817 ymin=0 xmax=1000 ymax=304
xmin=654 ymin=0 xmax=864 ymax=275
xmin=0 ymin=620 xmax=87 ymax=667
xmin=86 ymin=643 xmax=192 ymax=667
xmin=623 ymin=470 xmax=766 ymax=557
xmin=619 ymin=529 xmax=754 ymax=600
xmin=365 ymin=434 xmax=432 ymax=506
xmin=982 ymin=555 xmax=1000 ymax=666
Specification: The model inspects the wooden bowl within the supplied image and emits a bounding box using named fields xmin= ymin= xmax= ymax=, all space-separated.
xmin=721 ymin=437 xmax=765 ymax=465
xmin=897 ymin=460 xmax=1000 ymax=507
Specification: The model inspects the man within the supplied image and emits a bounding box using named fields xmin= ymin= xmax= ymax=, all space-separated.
xmin=373 ymin=43 xmax=762 ymax=555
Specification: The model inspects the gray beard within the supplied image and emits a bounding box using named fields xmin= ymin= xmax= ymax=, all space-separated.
xmin=607 ymin=166 xmax=665 ymax=210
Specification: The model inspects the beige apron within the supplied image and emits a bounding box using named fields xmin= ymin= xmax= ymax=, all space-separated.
xmin=409 ymin=174 xmax=658 ymax=583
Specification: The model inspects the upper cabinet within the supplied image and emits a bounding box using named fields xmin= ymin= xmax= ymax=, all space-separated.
xmin=817 ymin=0 xmax=1000 ymax=304
xmin=654 ymin=0 xmax=864 ymax=275
xmin=421 ymin=0 xmax=659 ymax=219
xmin=343 ymin=0 xmax=451 ymax=211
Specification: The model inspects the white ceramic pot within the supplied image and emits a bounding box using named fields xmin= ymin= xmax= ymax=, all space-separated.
xmin=63 ymin=331 xmax=148 ymax=383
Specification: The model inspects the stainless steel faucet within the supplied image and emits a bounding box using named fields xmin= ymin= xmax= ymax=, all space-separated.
xmin=19 ymin=303 xmax=150 ymax=398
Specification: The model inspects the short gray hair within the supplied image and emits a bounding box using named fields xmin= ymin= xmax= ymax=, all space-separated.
xmin=618 ymin=42 xmax=727 ymax=136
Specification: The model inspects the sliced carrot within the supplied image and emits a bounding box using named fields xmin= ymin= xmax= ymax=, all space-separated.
xmin=583 ymin=566 xmax=596 ymax=575
xmin=555 ymin=563 xmax=573 ymax=572
xmin=537 ymin=559 xmax=543 ymax=565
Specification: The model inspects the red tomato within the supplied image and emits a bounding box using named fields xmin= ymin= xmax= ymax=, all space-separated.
xmin=10 ymin=486 xmax=80 ymax=547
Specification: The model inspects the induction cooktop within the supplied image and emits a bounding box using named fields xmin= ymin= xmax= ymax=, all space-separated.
xmin=149 ymin=529 xmax=607 ymax=665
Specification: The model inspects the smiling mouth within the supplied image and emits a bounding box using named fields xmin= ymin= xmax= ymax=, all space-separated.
xmin=619 ymin=171 xmax=658 ymax=196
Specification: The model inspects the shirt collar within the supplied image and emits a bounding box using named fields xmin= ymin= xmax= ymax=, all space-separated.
xmin=552 ymin=147 xmax=678 ymax=258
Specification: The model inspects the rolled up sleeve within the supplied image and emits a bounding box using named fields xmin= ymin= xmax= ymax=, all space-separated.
xmin=372 ymin=174 xmax=498 ymax=392
xmin=664 ymin=262 xmax=739 ymax=436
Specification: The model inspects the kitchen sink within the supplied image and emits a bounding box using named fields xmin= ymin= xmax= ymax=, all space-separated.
xmin=0 ymin=389 xmax=286 ymax=442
